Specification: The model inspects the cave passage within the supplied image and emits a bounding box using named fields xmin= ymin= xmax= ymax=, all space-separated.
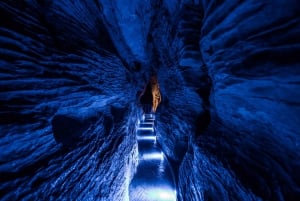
xmin=129 ymin=113 xmax=176 ymax=201
xmin=1 ymin=0 xmax=300 ymax=200
xmin=139 ymin=76 xmax=161 ymax=113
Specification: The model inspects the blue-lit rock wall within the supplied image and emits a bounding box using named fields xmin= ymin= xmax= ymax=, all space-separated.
xmin=1 ymin=0 xmax=300 ymax=200
xmin=0 ymin=1 xmax=139 ymax=200
xmin=175 ymin=0 xmax=300 ymax=200
xmin=139 ymin=0 xmax=300 ymax=200
xmin=147 ymin=1 xmax=205 ymax=163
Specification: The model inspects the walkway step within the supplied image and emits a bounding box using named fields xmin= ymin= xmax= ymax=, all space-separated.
xmin=139 ymin=123 xmax=154 ymax=128
xmin=143 ymin=118 xmax=155 ymax=121
xmin=140 ymin=121 xmax=154 ymax=124
xmin=143 ymin=114 xmax=155 ymax=120
xmin=136 ymin=129 xmax=155 ymax=135
xmin=130 ymin=113 xmax=176 ymax=201
xmin=136 ymin=127 xmax=154 ymax=131
xmin=139 ymin=151 xmax=164 ymax=160
xmin=136 ymin=136 xmax=156 ymax=141
xmin=143 ymin=118 xmax=155 ymax=122
xmin=138 ymin=141 xmax=160 ymax=155
xmin=136 ymin=133 xmax=156 ymax=138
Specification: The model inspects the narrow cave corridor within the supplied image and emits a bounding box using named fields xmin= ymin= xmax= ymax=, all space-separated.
xmin=1 ymin=1 xmax=300 ymax=201
xmin=130 ymin=113 xmax=176 ymax=201
xmin=139 ymin=76 xmax=161 ymax=113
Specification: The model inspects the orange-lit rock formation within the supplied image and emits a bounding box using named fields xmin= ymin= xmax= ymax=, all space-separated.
xmin=150 ymin=76 xmax=161 ymax=112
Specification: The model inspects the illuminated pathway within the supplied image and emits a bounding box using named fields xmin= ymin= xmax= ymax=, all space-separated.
xmin=129 ymin=113 xmax=177 ymax=201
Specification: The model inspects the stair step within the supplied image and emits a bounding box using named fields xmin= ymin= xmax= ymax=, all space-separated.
xmin=141 ymin=120 xmax=154 ymax=124
xmin=139 ymin=122 xmax=154 ymax=127
xmin=145 ymin=117 xmax=154 ymax=119
xmin=136 ymin=129 xmax=154 ymax=133
xmin=143 ymin=114 xmax=155 ymax=119
xmin=143 ymin=118 xmax=155 ymax=121
xmin=137 ymin=127 xmax=154 ymax=131
xmin=137 ymin=130 xmax=155 ymax=136
xmin=137 ymin=141 xmax=158 ymax=153
xmin=137 ymin=132 xmax=155 ymax=137
xmin=137 ymin=136 xmax=156 ymax=141
xmin=139 ymin=152 xmax=164 ymax=160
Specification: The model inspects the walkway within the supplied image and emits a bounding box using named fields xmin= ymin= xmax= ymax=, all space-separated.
xmin=129 ymin=113 xmax=177 ymax=201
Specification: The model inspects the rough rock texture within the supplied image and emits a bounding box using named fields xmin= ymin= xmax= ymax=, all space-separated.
xmin=0 ymin=1 xmax=139 ymax=200
xmin=1 ymin=0 xmax=300 ymax=200
xmin=177 ymin=0 xmax=300 ymax=200
xmin=148 ymin=1 xmax=204 ymax=162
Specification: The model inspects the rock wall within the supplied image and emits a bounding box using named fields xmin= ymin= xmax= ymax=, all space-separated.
xmin=177 ymin=0 xmax=300 ymax=200
xmin=0 ymin=1 xmax=139 ymax=200
xmin=1 ymin=0 xmax=300 ymax=200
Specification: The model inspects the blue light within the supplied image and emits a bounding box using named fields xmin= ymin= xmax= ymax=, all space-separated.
xmin=141 ymin=152 xmax=164 ymax=160
xmin=147 ymin=187 xmax=177 ymax=201
xmin=137 ymin=136 xmax=156 ymax=141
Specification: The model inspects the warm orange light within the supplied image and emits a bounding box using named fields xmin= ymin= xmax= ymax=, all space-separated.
xmin=150 ymin=76 xmax=161 ymax=112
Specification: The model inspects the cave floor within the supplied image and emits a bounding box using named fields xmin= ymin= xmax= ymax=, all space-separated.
xmin=129 ymin=114 xmax=177 ymax=201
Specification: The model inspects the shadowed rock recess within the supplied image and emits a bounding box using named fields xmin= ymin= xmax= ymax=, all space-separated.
xmin=0 ymin=0 xmax=299 ymax=200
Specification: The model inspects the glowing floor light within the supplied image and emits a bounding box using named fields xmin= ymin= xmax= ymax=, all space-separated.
xmin=140 ymin=122 xmax=154 ymax=126
xmin=137 ymin=127 xmax=154 ymax=132
xmin=158 ymin=190 xmax=176 ymax=200
xmin=136 ymin=136 xmax=156 ymax=141
xmin=141 ymin=152 xmax=164 ymax=160
xmin=147 ymin=188 xmax=177 ymax=201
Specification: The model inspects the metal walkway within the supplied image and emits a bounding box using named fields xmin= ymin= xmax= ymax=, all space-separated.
xmin=129 ymin=113 xmax=177 ymax=201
